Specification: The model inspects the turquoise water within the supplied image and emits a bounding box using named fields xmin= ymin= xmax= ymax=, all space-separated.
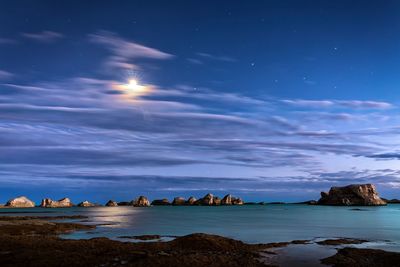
xmin=2 ymin=204 xmax=400 ymax=246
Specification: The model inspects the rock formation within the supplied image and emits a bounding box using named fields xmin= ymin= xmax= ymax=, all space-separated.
xmin=232 ymin=197 xmax=244 ymax=205
xmin=220 ymin=194 xmax=243 ymax=205
xmin=77 ymin=201 xmax=96 ymax=207
xmin=105 ymin=200 xmax=118 ymax=207
xmin=117 ymin=201 xmax=130 ymax=206
xmin=214 ymin=197 xmax=221 ymax=205
xmin=172 ymin=197 xmax=186 ymax=205
xmin=221 ymin=194 xmax=233 ymax=205
xmin=131 ymin=196 xmax=150 ymax=207
xmin=318 ymin=184 xmax=387 ymax=206
xmin=151 ymin=199 xmax=170 ymax=205
xmin=40 ymin=198 xmax=73 ymax=208
xmin=199 ymin=193 xmax=214 ymax=205
xmin=5 ymin=196 xmax=35 ymax=208
xmin=186 ymin=196 xmax=197 ymax=205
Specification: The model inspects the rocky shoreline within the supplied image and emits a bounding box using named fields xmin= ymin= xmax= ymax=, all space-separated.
xmin=0 ymin=183 xmax=394 ymax=208
xmin=0 ymin=215 xmax=274 ymax=267
xmin=0 ymin=215 xmax=399 ymax=266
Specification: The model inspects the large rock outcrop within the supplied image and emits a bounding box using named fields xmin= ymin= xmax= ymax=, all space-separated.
xmin=5 ymin=196 xmax=35 ymax=208
xmin=151 ymin=199 xmax=170 ymax=205
xmin=131 ymin=196 xmax=150 ymax=207
xmin=105 ymin=200 xmax=118 ymax=207
xmin=318 ymin=184 xmax=387 ymax=206
xmin=40 ymin=198 xmax=73 ymax=208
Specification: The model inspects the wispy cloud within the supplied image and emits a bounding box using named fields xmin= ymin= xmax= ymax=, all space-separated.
xmin=89 ymin=31 xmax=173 ymax=71
xmin=21 ymin=31 xmax=64 ymax=43
xmin=282 ymin=99 xmax=394 ymax=109
xmin=89 ymin=31 xmax=174 ymax=59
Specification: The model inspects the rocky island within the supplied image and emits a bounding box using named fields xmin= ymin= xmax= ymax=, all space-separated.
xmin=317 ymin=184 xmax=387 ymax=206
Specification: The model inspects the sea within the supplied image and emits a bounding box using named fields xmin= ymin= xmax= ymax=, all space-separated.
xmin=3 ymin=204 xmax=400 ymax=266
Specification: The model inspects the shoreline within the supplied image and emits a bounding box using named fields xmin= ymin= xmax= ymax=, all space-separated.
xmin=1 ymin=215 xmax=400 ymax=266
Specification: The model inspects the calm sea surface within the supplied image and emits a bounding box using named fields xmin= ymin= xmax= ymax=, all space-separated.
xmin=2 ymin=204 xmax=400 ymax=246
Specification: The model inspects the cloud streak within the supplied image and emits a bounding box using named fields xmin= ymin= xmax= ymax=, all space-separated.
xmin=21 ymin=31 xmax=64 ymax=43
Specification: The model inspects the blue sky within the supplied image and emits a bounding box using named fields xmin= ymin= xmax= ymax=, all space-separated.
xmin=1 ymin=0 xmax=400 ymax=203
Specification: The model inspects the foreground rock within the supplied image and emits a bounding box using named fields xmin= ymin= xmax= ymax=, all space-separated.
xmin=105 ymin=200 xmax=118 ymax=207
xmin=321 ymin=247 xmax=400 ymax=267
xmin=317 ymin=238 xmax=368 ymax=246
xmin=151 ymin=199 xmax=170 ymax=205
xmin=131 ymin=196 xmax=150 ymax=207
xmin=77 ymin=201 xmax=97 ymax=207
xmin=41 ymin=198 xmax=74 ymax=208
xmin=318 ymin=184 xmax=387 ymax=206
xmin=0 ymin=216 xmax=272 ymax=267
xmin=5 ymin=196 xmax=35 ymax=208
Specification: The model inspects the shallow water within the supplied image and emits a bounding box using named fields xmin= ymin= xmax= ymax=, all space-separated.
xmin=3 ymin=204 xmax=400 ymax=266
xmin=2 ymin=204 xmax=400 ymax=245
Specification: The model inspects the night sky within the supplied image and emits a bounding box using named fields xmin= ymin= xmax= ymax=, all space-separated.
xmin=1 ymin=0 xmax=400 ymax=203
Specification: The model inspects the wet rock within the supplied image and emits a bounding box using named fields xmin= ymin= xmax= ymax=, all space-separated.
xmin=151 ymin=199 xmax=170 ymax=205
xmin=5 ymin=196 xmax=35 ymax=208
xmin=317 ymin=238 xmax=368 ymax=246
xmin=321 ymin=247 xmax=400 ymax=267
xmin=40 ymin=198 xmax=73 ymax=208
xmin=172 ymin=197 xmax=186 ymax=206
xmin=105 ymin=200 xmax=118 ymax=207
xmin=318 ymin=184 xmax=387 ymax=206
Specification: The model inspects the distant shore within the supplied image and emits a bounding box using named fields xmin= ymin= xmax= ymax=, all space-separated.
xmin=2 ymin=184 xmax=395 ymax=209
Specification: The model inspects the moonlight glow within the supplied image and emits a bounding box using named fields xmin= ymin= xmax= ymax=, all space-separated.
xmin=113 ymin=78 xmax=149 ymax=97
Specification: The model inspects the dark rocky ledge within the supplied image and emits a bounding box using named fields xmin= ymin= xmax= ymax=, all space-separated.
xmin=321 ymin=247 xmax=400 ymax=267
xmin=0 ymin=215 xmax=274 ymax=267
